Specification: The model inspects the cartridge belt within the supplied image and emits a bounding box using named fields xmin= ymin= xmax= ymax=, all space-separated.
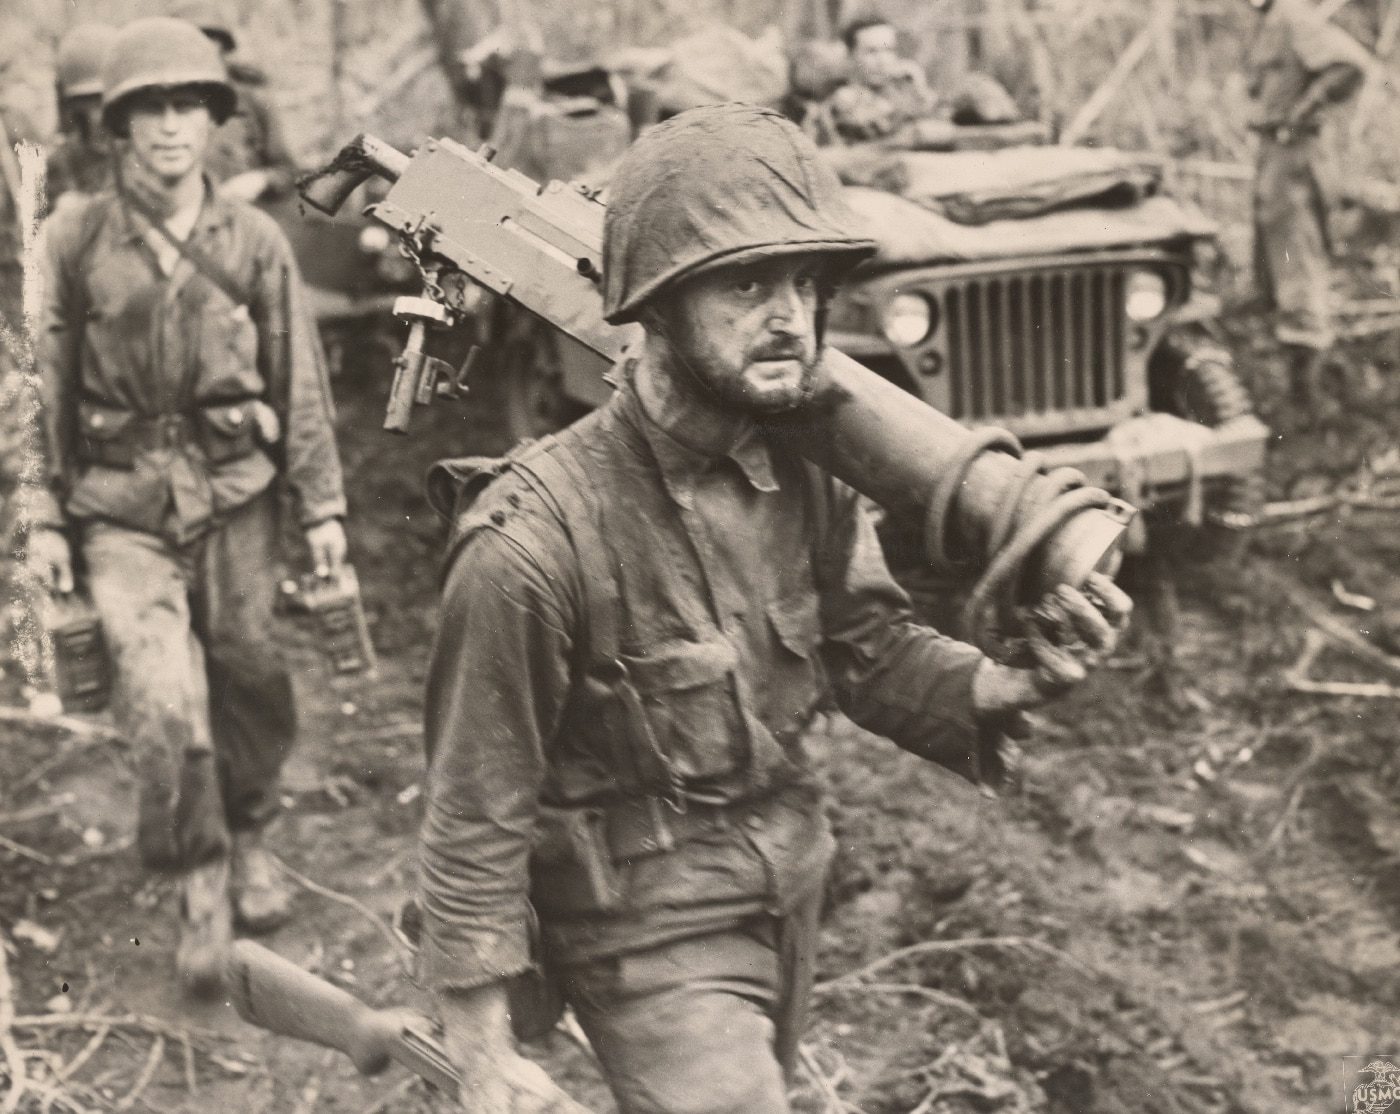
xmin=603 ymin=796 xmax=739 ymax=862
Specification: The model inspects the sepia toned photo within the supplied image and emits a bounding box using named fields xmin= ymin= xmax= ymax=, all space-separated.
xmin=1 ymin=0 xmax=1398 ymax=1111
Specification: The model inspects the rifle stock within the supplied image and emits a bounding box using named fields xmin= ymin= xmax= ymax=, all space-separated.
xmin=226 ymin=940 xmax=460 ymax=1096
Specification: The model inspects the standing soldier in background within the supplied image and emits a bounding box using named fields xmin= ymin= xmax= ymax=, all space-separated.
xmin=1246 ymin=0 xmax=1368 ymax=414
xmin=46 ymin=23 xmax=119 ymax=211
xmin=24 ymin=17 xmax=348 ymax=996
xmin=172 ymin=0 xmax=300 ymax=204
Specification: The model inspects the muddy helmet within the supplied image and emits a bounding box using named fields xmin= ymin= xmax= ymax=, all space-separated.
xmin=601 ymin=102 xmax=877 ymax=325
xmin=101 ymin=17 xmax=235 ymax=137
xmin=56 ymin=23 xmax=118 ymax=100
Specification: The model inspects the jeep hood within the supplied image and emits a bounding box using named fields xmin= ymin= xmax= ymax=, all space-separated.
xmin=847 ymin=185 xmax=1217 ymax=267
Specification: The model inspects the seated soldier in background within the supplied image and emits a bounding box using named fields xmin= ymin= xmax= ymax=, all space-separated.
xmin=806 ymin=16 xmax=1020 ymax=147
xmin=46 ymin=23 xmax=119 ymax=211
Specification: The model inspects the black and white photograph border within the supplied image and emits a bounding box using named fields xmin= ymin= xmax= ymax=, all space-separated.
xmin=2 ymin=1 xmax=1400 ymax=1112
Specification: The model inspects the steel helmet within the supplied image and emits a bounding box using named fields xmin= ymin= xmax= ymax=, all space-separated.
xmin=56 ymin=23 xmax=118 ymax=100
xmin=601 ymin=102 xmax=877 ymax=325
xmin=101 ymin=17 xmax=236 ymax=137
xmin=167 ymin=0 xmax=238 ymax=53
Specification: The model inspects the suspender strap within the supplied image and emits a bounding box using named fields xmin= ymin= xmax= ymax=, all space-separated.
xmin=116 ymin=177 xmax=251 ymax=309
xmin=513 ymin=437 xmax=686 ymax=807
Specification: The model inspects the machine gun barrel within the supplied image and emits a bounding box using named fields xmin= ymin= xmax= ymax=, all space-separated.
xmin=302 ymin=133 xmax=1134 ymax=642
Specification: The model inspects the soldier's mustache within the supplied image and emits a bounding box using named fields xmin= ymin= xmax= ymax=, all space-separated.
xmin=749 ymin=340 xmax=812 ymax=362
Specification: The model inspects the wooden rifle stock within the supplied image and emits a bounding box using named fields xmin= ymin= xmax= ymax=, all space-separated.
xmin=226 ymin=940 xmax=460 ymax=1096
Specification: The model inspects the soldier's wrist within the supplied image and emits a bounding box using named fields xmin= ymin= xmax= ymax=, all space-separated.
xmin=438 ymin=981 xmax=514 ymax=1059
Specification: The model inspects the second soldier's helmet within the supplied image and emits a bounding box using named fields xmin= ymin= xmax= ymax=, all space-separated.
xmin=168 ymin=0 xmax=238 ymax=53
xmin=56 ymin=23 xmax=118 ymax=100
xmin=100 ymin=17 xmax=236 ymax=137
xmin=601 ymin=102 xmax=877 ymax=325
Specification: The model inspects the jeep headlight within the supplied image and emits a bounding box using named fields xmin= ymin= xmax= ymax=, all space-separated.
xmin=1125 ymin=269 xmax=1168 ymax=322
xmin=880 ymin=293 xmax=935 ymax=347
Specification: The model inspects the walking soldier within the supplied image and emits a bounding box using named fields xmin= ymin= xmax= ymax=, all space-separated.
xmin=24 ymin=17 xmax=348 ymax=995
xmin=417 ymin=103 xmax=1131 ymax=1114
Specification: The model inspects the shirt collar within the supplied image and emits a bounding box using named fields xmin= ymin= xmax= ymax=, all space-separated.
xmin=119 ymin=175 xmax=233 ymax=243
xmin=621 ymin=371 xmax=780 ymax=502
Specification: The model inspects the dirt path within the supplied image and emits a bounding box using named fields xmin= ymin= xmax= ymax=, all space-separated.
xmin=5 ymin=349 xmax=1400 ymax=1114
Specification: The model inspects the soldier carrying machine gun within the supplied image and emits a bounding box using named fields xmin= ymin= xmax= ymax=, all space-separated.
xmin=241 ymin=107 xmax=1135 ymax=1114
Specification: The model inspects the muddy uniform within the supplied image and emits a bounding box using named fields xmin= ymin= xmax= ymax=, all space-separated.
xmin=1246 ymin=0 xmax=1367 ymax=349
xmin=205 ymin=67 xmax=299 ymax=199
xmin=31 ymin=185 xmax=345 ymax=869
xmin=419 ymin=367 xmax=993 ymax=1113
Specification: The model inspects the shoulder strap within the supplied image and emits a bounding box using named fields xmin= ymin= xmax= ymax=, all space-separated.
xmin=512 ymin=437 xmax=625 ymax=670
xmin=115 ymin=175 xmax=251 ymax=308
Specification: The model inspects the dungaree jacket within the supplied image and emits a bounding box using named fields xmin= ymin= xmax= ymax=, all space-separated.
xmin=417 ymin=371 xmax=998 ymax=995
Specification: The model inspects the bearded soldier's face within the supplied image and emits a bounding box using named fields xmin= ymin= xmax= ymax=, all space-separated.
xmin=663 ymin=257 xmax=825 ymax=414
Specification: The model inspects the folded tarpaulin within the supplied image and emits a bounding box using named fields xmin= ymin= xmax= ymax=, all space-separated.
xmin=846 ymin=185 xmax=1218 ymax=267
xmin=849 ymin=145 xmax=1166 ymax=225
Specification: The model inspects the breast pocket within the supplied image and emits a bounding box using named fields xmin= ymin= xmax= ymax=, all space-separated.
xmin=197 ymin=303 xmax=263 ymax=399
xmin=621 ymin=635 xmax=743 ymax=785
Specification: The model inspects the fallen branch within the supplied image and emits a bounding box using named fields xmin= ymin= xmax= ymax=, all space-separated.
xmin=814 ymin=935 xmax=1078 ymax=994
xmin=179 ymin=1034 xmax=197 ymax=1096
xmin=54 ymin=1025 xmax=110 ymax=1085
xmin=271 ymin=856 xmax=414 ymax=974
xmin=1257 ymin=566 xmax=1400 ymax=685
xmin=11 ymin=1014 xmax=224 ymax=1045
xmin=113 ymin=1035 xmax=163 ymax=1111
xmin=0 ymin=833 xmax=52 ymax=865
xmin=0 ymin=707 xmax=121 ymax=745
xmin=798 ymin=1043 xmax=863 ymax=1114
xmin=10 ymin=739 xmax=113 ymax=798
xmin=1 ymin=931 xmax=33 ymax=1114
xmin=0 ymin=795 xmax=77 ymax=828
xmin=811 ymin=980 xmax=982 ymax=1017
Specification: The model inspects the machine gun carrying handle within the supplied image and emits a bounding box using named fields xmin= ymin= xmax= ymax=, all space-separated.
xmin=299 ymin=133 xmax=411 ymax=216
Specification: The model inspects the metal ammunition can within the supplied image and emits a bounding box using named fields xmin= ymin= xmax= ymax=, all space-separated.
xmin=301 ymin=565 xmax=378 ymax=675
xmin=50 ymin=594 xmax=112 ymax=713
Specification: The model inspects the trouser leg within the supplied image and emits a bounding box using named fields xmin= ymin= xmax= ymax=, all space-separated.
xmin=1254 ymin=140 xmax=1334 ymax=351
xmin=192 ymin=493 xmax=297 ymax=833
xmin=83 ymin=522 xmax=227 ymax=871
xmin=559 ymin=927 xmax=791 ymax=1114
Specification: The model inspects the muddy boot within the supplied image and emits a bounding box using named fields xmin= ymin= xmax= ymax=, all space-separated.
xmin=177 ymin=857 xmax=232 ymax=998
xmin=230 ymin=829 xmax=293 ymax=934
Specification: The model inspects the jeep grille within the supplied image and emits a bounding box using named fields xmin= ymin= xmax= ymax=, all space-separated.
xmin=942 ymin=267 xmax=1126 ymax=422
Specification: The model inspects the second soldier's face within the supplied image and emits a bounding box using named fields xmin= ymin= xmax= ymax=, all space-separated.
xmin=126 ymin=88 xmax=214 ymax=184
xmin=665 ymin=256 xmax=825 ymax=414
xmin=851 ymin=24 xmax=901 ymax=89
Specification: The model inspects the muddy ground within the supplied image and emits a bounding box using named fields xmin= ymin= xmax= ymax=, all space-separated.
xmin=4 ymin=313 xmax=1400 ymax=1114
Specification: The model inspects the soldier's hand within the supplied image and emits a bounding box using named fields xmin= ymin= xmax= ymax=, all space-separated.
xmin=304 ymin=519 xmax=348 ymax=579
xmin=456 ymin=1046 xmax=595 ymax=1114
xmin=27 ymin=528 xmax=74 ymax=595
xmin=441 ymin=985 xmax=595 ymax=1114
xmin=971 ymin=573 xmax=1132 ymax=714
